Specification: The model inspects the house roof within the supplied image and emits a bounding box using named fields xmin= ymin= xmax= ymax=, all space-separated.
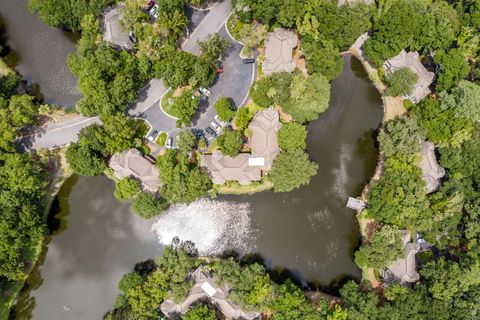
xmin=201 ymin=109 xmax=281 ymax=185
xmin=419 ymin=141 xmax=446 ymax=194
xmin=108 ymin=148 xmax=161 ymax=192
xmin=384 ymin=50 xmax=434 ymax=103
xmin=102 ymin=4 xmax=133 ymax=50
xmin=160 ymin=266 xmax=261 ymax=320
xmin=262 ymin=28 xmax=298 ymax=75
xmin=381 ymin=230 xmax=420 ymax=284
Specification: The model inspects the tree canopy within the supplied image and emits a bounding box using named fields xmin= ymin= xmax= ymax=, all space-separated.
xmin=269 ymin=150 xmax=318 ymax=192
xmin=384 ymin=68 xmax=418 ymax=97
xmin=214 ymin=97 xmax=236 ymax=122
xmin=217 ymin=130 xmax=243 ymax=157
xmin=277 ymin=122 xmax=307 ymax=152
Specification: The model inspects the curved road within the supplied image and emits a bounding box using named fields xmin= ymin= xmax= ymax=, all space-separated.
xmin=18 ymin=0 xmax=255 ymax=151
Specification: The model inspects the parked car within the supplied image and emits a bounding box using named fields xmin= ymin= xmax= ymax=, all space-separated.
xmin=147 ymin=130 xmax=158 ymax=142
xmin=198 ymin=86 xmax=212 ymax=97
xmin=145 ymin=0 xmax=155 ymax=11
xmin=242 ymin=58 xmax=255 ymax=64
xmin=192 ymin=128 xmax=206 ymax=140
xmin=214 ymin=115 xmax=227 ymax=127
xmin=165 ymin=137 xmax=173 ymax=149
xmin=216 ymin=66 xmax=223 ymax=74
xmin=149 ymin=4 xmax=159 ymax=19
xmin=211 ymin=121 xmax=222 ymax=134
xmin=205 ymin=127 xmax=217 ymax=138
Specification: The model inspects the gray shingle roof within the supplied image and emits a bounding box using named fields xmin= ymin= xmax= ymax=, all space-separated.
xmin=102 ymin=4 xmax=133 ymax=50
xmin=262 ymin=28 xmax=298 ymax=75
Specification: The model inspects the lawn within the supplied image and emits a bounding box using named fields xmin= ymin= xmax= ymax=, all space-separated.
xmin=155 ymin=131 xmax=167 ymax=146
xmin=160 ymin=89 xmax=179 ymax=118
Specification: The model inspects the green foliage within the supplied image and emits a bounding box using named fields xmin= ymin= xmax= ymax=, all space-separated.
xmin=183 ymin=304 xmax=216 ymax=320
xmin=7 ymin=95 xmax=37 ymax=127
xmin=114 ymin=177 xmax=141 ymax=200
xmin=198 ymin=33 xmax=230 ymax=63
xmin=0 ymin=73 xmax=20 ymax=101
xmin=214 ymin=97 xmax=235 ymax=122
xmin=367 ymin=157 xmax=428 ymax=227
xmin=270 ymin=150 xmax=318 ymax=192
xmin=171 ymin=90 xmax=201 ymax=127
xmin=28 ymin=0 xmax=109 ymax=32
xmin=157 ymin=150 xmax=211 ymax=203
xmin=176 ymin=130 xmax=197 ymax=155
xmin=155 ymin=51 xmax=214 ymax=88
xmin=435 ymin=48 xmax=470 ymax=91
xmin=384 ymin=68 xmax=418 ymax=97
xmin=378 ymin=116 xmax=424 ymax=157
xmin=249 ymin=77 xmax=275 ymax=108
xmin=132 ymin=192 xmax=167 ymax=219
xmin=277 ymin=122 xmax=307 ymax=152
xmin=217 ymin=130 xmax=243 ymax=157
xmin=118 ymin=272 xmax=143 ymax=292
xmin=355 ymin=225 xmax=404 ymax=270
xmin=234 ymin=107 xmax=253 ymax=131
xmin=302 ymin=40 xmax=344 ymax=81
xmin=238 ymin=23 xmax=268 ymax=56
xmin=440 ymin=80 xmax=480 ymax=124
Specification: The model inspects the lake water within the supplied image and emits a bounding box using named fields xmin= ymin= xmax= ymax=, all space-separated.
xmin=0 ymin=0 xmax=80 ymax=106
xmin=14 ymin=56 xmax=383 ymax=319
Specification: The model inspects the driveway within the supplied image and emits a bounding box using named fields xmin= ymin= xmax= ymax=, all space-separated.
xmin=17 ymin=0 xmax=256 ymax=151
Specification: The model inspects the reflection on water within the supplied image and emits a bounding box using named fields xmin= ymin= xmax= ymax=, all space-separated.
xmin=0 ymin=0 xmax=81 ymax=106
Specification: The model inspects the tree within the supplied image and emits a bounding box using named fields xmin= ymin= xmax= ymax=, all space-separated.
xmin=355 ymin=225 xmax=404 ymax=270
xmin=435 ymin=48 xmax=470 ymax=91
xmin=8 ymin=95 xmax=37 ymax=127
xmin=440 ymin=80 xmax=480 ymax=123
xmin=118 ymin=272 xmax=143 ymax=292
xmin=277 ymin=122 xmax=307 ymax=152
xmin=157 ymin=150 xmax=211 ymax=203
xmin=65 ymin=142 xmax=107 ymax=176
xmin=132 ymin=192 xmax=167 ymax=219
xmin=198 ymin=33 xmax=230 ymax=63
xmin=302 ymin=40 xmax=344 ymax=81
xmin=417 ymin=1 xmax=459 ymax=51
xmin=234 ymin=107 xmax=253 ymax=131
xmin=171 ymin=90 xmax=200 ymax=127
xmin=176 ymin=130 xmax=197 ymax=155
xmin=183 ymin=304 xmax=216 ymax=320
xmin=378 ymin=116 xmax=425 ymax=157
xmin=28 ymin=0 xmax=109 ymax=32
xmin=269 ymin=150 xmax=318 ymax=192
xmin=114 ymin=177 xmax=141 ymax=200
xmin=283 ymin=72 xmax=331 ymax=123
xmin=238 ymin=23 xmax=268 ymax=56
xmin=250 ymin=77 xmax=275 ymax=108
xmin=384 ymin=68 xmax=418 ymax=97
xmin=217 ymin=130 xmax=243 ymax=157
xmin=214 ymin=97 xmax=236 ymax=122
xmin=99 ymin=114 xmax=141 ymax=155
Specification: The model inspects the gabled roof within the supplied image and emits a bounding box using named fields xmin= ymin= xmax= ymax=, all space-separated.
xmin=160 ymin=266 xmax=261 ymax=320
xmin=384 ymin=50 xmax=434 ymax=103
xmin=381 ymin=230 xmax=420 ymax=284
xmin=108 ymin=148 xmax=161 ymax=192
xmin=419 ymin=141 xmax=446 ymax=194
xmin=201 ymin=109 xmax=281 ymax=185
xmin=102 ymin=4 xmax=133 ymax=50
xmin=262 ymin=28 xmax=298 ymax=75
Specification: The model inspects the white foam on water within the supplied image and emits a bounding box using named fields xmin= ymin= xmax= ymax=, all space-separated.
xmin=150 ymin=199 xmax=256 ymax=255
xmin=331 ymin=144 xmax=352 ymax=200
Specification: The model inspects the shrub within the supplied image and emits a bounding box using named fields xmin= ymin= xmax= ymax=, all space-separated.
xmin=132 ymin=192 xmax=168 ymax=219
xmin=114 ymin=177 xmax=141 ymax=200
xmin=214 ymin=97 xmax=236 ymax=122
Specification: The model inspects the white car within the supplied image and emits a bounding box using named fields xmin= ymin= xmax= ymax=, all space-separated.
xmin=214 ymin=115 xmax=227 ymax=127
xmin=165 ymin=137 xmax=173 ymax=149
xmin=199 ymin=87 xmax=211 ymax=97
xmin=149 ymin=4 xmax=158 ymax=19
xmin=210 ymin=121 xmax=222 ymax=134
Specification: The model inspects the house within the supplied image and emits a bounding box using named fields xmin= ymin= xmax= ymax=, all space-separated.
xmin=102 ymin=4 xmax=133 ymax=50
xmin=160 ymin=266 xmax=261 ymax=320
xmin=201 ymin=109 xmax=281 ymax=185
xmin=381 ymin=230 xmax=420 ymax=284
xmin=262 ymin=28 xmax=298 ymax=75
xmin=419 ymin=141 xmax=446 ymax=194
xmin=108 ymin=148 xmax=161 ymax=192
xmin=384 ymin=50 xmax=434 ymax=103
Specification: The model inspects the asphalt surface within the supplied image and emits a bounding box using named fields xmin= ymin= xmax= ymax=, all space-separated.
xmin=18 ymin=0 xmax=255 ymax=151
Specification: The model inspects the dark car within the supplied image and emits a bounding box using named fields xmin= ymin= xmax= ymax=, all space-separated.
xmin=242 ymin=58 xmax=255 ymax=64
xmin=192 ymin=129 xmax=206 ymax=140
xmin=205 ymin=127 xmax=217 ymax=137
xmin=145 ymin=0 xmax=155 ymax=11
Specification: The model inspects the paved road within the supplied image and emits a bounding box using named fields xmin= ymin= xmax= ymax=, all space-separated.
xmin=18 ymin=0 xmax=255 ymax=151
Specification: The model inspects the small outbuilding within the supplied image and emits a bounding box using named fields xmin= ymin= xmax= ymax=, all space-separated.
xmin=102 ymin=4 xmax=133 ymax=50
xmin=384 ymin=50 xmax=434 ymax=103
xmin=262 ymin=28 xmax=298 ymax=75
xmin=381 ymin=230 xmax=420 ymax=284
xmin=346 ymin=197 xmax=367 ymax=211
xmin=419 ymin=141 xmax=446 ymax=194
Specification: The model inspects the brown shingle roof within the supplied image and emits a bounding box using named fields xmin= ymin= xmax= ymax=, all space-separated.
xmin=262 ymin=28 xmax=298 ymax=75
xmin=102 ymin=4 xmax=133 ymax=50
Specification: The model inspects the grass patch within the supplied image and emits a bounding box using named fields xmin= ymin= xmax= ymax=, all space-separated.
xmin=214 ymin=178 xmax=273 ymax=195
xmin=161 ymin=89 xmax=179 ymax=118
xmin=0 ymin=58 xmax=12 ymax=76
xmin=133 ymin=119 xmax=150 ymax=138
xmin=156 ymin=131 xmax=167 ymax=147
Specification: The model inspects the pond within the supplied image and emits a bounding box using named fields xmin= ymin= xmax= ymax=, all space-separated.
xmin=14 ymin=56 xmax=383 ymax=320
xmin=0 ymin=0 xmax=80 ymax=106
